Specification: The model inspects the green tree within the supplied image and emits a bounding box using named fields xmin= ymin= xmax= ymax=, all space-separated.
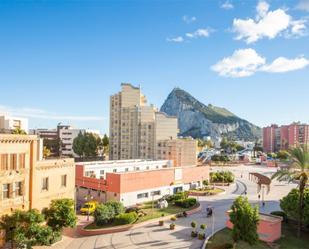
xmin=94 ymin=204 xmax=115 ymax=225
xmin=280 ymin=188 xmax=309 ymax=227
xmin=229 ymin=196 xmax=259 ymax=246
xmin=105 ymin=201 xmax=125 ymax=216
xmin=45 ymin=199 xmax=77 ymax=233
xmin=43 ymin=146 xmax=51 ymax=158
xmin=72 ymin=131 xmax=85 ymax=158
xmin=84 ymin=133 xmax=98 ymax=157
xmin=0 ymin=209 xmax=53 ymax=248
xmin=271 ymin=145 xmax=309 ymax=237
xmin=44 ymin=138 xmax=61 ymax=156
xmin=102 ymin=134 xmax=109 ymax=155
xmin=12 ymin=128 xmax=27 ymax=135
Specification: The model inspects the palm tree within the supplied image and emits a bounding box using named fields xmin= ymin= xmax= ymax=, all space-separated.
xmin=12 ymin=128 xmax=27 ymax=135
xmin=271 ymin=144 xmax=309 ymax=238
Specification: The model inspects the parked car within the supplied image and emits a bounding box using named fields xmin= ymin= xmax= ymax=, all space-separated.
xmin=80 ymin=201 xmax=97 ymax=214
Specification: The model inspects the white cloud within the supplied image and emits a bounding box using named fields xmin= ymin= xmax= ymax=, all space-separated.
xmin=0 ymin=105 xmax=105 ymax=121
xmin=232 ymin=0 xmax=307 ymax=43
xmin=261 ymin=56 xmax=309 ymax=72
xmin=211 ymin=49 xmax=266 ymax=77
xmin=186 ymin=28 xmax=210 ymax=38
xmin=221 ymin=1 xmax=234 ymax=10
xmin=182 ymin=15 xmax=197 ymax=24
xmin=211 ymin=48 xmax=309 ymax=77
xmin=297 ymin=0 xmax=309 ymax=11
xmin=166 ymin=36 xmax=184 ymax=43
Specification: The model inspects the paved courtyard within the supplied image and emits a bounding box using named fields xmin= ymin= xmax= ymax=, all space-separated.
xmin=36 ymin=164 xmax=296 ymax=249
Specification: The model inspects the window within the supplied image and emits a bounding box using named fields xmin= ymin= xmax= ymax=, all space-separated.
xmin=0 ymin=154 xmax=8 ymax=171
xmin=42 ymin=177 xmax=49 ymax=191
xmin=136 ymin=167 xmax=140 ymax=171
xmin=10 ymin=154 xmax=17 ymax=170
xmin=125 ymin=168 xmax=129 ymax=172
xmin=151 ymin=190 xmax=161 ymax=196
xmin=113 ymin=169 xmax=117 ymax=173
xmin=2 ymin=184 xmax=9 ymax=199
xmin=14 ymin=182 xmax=22 ymax=197
xmin=61 ymin=175 xmax=67 ymax=187
xmin=146 ymin=166 xmax=149 ymax=170
xmin=85 ymin=171 xmax=95 ymax=177
xmin=137 ymin=192 xmax=148 ymax=199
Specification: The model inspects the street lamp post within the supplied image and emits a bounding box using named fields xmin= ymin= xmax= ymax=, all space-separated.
xmin=84 ymin=194 xmax=94 ymax=221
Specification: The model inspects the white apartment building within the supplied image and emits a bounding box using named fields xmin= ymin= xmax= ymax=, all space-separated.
xmin=0 ymin=115 xmax=28 ymax=133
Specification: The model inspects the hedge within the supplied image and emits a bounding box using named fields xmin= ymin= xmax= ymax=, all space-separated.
xmin=175 ymin=198 xmax=197 ymax=208
xmin=114 ymin=212 xmax=138 ymax=225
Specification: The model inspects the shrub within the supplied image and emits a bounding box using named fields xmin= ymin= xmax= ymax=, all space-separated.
xmin=191 ymin=231 xmax=198 ymax=237
xmin=280 ymin=188 xmax=309 ymax=226
xmin=270 ymin=211 xmax=288 ymax=222
xmin=114 ymin=212 xmax=137 ymax=225
xmin=198 ymin=232 xmax=205 ymax=240
xmin=170 ymin=223 xmax=175 ymax=230
xmin=94 ymin=204 xmax=115 ymax=225
xmin=170 ymin=216 xmax=177 ymax=221
xmin=210 ymin=171 xmax=234 ymax=183
xmin=105 ymin=201 xmax=125 ymax=216
xmin=175 ymin=198 xmax=197 ymax=208
xmin=191 ymin=221 xmax=197 ymax=229
xmin=170 ymin=192 xmax=188 ymax=201
xmin=200 ymin=224 xmax=206 ymax=230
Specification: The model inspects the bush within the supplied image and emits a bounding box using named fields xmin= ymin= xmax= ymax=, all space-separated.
xmin=170 ymin=223 xmax=175 ymax=230
xmin=105 ymin=201 xmax=125 ymax=216
xmin=114 ymin=212 xmax=137 ymax=225
xmin=169 ymin=192 xmax=188 ymax=202
xmin=175 ymin=198 xmax=197 ymax=208
xmin=198 ymin=232 xmax=205 ymax=240
xmin=191 ymin=221 xmax=197 ymax=228
xmin=270 ymin=211 xmax=288 ymax=222
xmin=94 ymin=204 xmax=115 ymax=225
xmin=210 ymin=171 xmax=234 ymax=183
xmin=280 ymin=188 xmax=309 ymax=226
xmin=170 ymin=216 xmax=177 ymax=221
xmin=200 ymin=224 xmax=206 ymax=230
xmin=191 ymin=231 xmax=198 ymax=237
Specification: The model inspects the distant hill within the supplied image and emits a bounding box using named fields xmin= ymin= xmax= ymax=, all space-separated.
xmin=160 ymin=88 xmax=261 ymax=142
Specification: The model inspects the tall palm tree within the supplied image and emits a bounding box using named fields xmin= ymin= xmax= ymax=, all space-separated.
xmin=271 ymin=144 xmax=309 ymax=238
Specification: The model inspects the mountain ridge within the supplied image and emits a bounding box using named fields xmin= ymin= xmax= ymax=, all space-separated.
xmin=160 ymin=87 xmax=261 ymax=142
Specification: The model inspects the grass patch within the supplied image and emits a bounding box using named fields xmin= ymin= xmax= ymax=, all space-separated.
xmin=206 ymin=224 xmax=309 ymax=249
xmin=206 ymin=228 xmax=270 ymax=249
xmin=275 ymin=223 xmax=309 ymax=249
xmin=85 ymin=201 xmax=199 ymax=230
xmin=190 ymin=188 xmax=224 ymax=195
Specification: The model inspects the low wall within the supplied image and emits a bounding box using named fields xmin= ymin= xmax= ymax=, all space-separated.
xmin=78 ymin=203 xmax=201 ymax=236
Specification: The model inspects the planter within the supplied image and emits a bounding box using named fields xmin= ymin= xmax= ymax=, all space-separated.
xmin=191 ymin=231 xmax=198 ymax=238
xmin=170 ymin=223 xmax=175 ymax=230
xmin=198 ymin=233 xmax=206 ymax=240
xmin=159 ymin=220 xmax=164 ymax=226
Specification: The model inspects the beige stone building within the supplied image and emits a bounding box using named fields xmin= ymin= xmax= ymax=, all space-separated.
xmin=109 ymin=83 xmax=197 ymax=166
xmin=0 ymin=134 xmax=75 ymax=215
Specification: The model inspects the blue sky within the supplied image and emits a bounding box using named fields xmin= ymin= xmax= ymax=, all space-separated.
xmin=0 ymin=0 xmax=309 ymax=134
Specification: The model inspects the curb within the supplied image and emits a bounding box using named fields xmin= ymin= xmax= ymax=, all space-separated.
xmin=79 ymin=203 xmax=202 ymax=236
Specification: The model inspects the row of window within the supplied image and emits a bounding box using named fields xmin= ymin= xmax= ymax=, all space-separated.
xmin=0 ymin=153 xmax=26 ymax=171
xmin=2 ymin=181 xmax=23 ymax=200
xmin=137 ymin=190 xmax=161 ymax=199
xmin=41 ymin=175 xmax=67 ymax=191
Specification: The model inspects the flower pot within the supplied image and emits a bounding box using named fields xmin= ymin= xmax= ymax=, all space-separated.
xmin=159 ymin=220 xmax=164 ymax=226
xmin=170 ymin=224 xmax=175 ymax=230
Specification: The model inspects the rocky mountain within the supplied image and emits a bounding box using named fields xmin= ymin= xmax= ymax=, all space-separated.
xmin=160 ymin=88 xmax=261 ymax=142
